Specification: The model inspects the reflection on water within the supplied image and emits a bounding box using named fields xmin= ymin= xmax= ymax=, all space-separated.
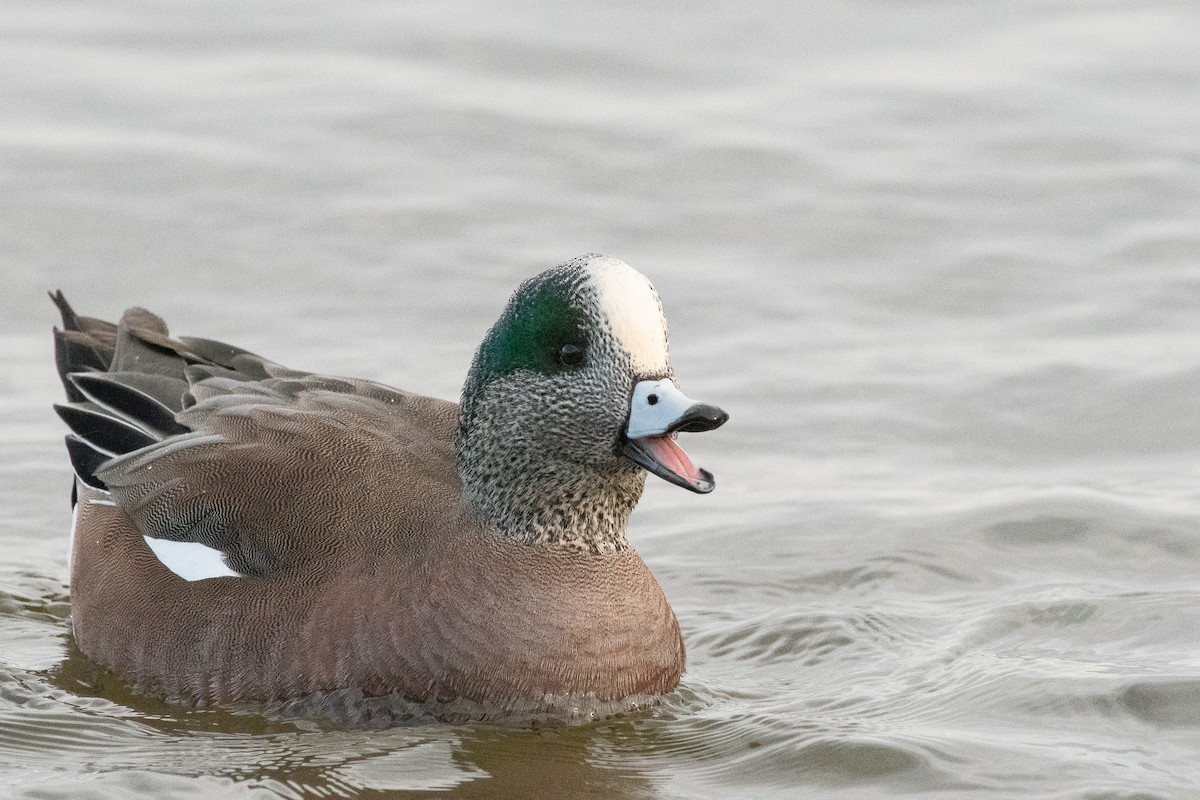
xmin=38 ymin=639 xmax=661 ymax=799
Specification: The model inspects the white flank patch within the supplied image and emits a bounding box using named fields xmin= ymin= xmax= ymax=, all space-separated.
xmin=586 ymin=256 xmax=670 ymax=373
xmin=142 ymin=536 xmax=242 ymax=581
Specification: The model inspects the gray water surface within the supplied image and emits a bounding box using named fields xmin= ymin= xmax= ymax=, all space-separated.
xmin=3 ymin=2 xmax=1200 ymax=798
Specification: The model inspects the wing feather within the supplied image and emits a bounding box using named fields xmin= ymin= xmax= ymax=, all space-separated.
xmin=52 ymin=294 xmax=461 ymax=580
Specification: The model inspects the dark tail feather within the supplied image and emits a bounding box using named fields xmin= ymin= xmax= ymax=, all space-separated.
xmin=49 ymin=290 xmax=81 ymax=331
xmin=109 ymin=307 xmax=194 ymax=380
xmin=51 ymin=293 xmax=204 ymax=494
xmin=53 ymin=331 xmax=106 ymax=402
xmin=70 ymin=372 xmax=190 ymax=438
xmin=64 ymin=434 xmax=112 ymax=490
xmin=50 ymin=290 xmax=120 ymax=402
xmin=54 ymin=403 xmax=159 ymax=457
xmin=49 ymin=290 xmax=118 ymax=339
xmin=46 ymin=294 xmax=299 ymax=498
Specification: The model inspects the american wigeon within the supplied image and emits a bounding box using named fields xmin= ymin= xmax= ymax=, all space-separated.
xmin=52 ymin=254 xmax=728 ymax=721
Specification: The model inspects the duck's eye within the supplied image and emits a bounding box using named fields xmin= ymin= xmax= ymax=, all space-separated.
xmin=558 ymin=343 xmax=585 ymax=369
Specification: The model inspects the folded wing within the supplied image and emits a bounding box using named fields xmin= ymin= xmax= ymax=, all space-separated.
xmin=52 ymin=293 xmax=459 ymax=578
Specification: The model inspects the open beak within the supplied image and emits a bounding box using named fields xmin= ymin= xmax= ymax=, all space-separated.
xmin=620 ymin=379 xmax=728 ymax=493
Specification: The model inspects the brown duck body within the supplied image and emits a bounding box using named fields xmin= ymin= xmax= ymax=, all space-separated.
xmin=70 ymin=487 xmax=683 ymax=707
xmin=58 ymin=306 xmax=684 ymax=710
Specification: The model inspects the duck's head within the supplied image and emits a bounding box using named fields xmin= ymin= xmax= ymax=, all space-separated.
xmin=457 ymin=253 xmax=728 ymax=553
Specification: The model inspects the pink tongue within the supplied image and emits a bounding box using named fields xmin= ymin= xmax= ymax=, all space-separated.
xmin=640 ymin=435 xmax=703 ymax=483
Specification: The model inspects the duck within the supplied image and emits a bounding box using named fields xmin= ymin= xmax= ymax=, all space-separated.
xmin=51 ymin=253 xmax=728 ymax=721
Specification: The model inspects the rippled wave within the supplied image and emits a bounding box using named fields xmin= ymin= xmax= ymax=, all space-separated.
xmin=5 ymin=0 xmax=1200 ymax=798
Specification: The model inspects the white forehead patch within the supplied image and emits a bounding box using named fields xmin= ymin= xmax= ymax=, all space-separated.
xmin=585 ymin=256 xmax=670 ymax=373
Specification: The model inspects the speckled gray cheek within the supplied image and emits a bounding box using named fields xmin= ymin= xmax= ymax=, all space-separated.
xmin=455 ymin=363 xmax=647 ymax=555
xmin=455 ymin=262 xmax=658 ymax=555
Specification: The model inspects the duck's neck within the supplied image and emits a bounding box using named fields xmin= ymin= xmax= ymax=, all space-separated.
xmin=456 ymin=442 xmax=644 ymax=555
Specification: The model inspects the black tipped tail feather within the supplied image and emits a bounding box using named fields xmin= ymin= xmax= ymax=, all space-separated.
xmin=54 ymin=403 xmax=159 ymax=458
xmin=50 ymin=292 xmax=264 ymax=492
xmin=63 ymin=434 xmax=114 ymax=490
xmin=51 ymin=293 xmax=181 ymax=490
xmin=69 ymin=372 xmax=190 ymax=439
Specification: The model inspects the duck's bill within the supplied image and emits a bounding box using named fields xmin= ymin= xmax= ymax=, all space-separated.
xmin=622 ymin=434 xmax=716 ymax=493
xmin=621 ymin=379 xmax=728 ymax=494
